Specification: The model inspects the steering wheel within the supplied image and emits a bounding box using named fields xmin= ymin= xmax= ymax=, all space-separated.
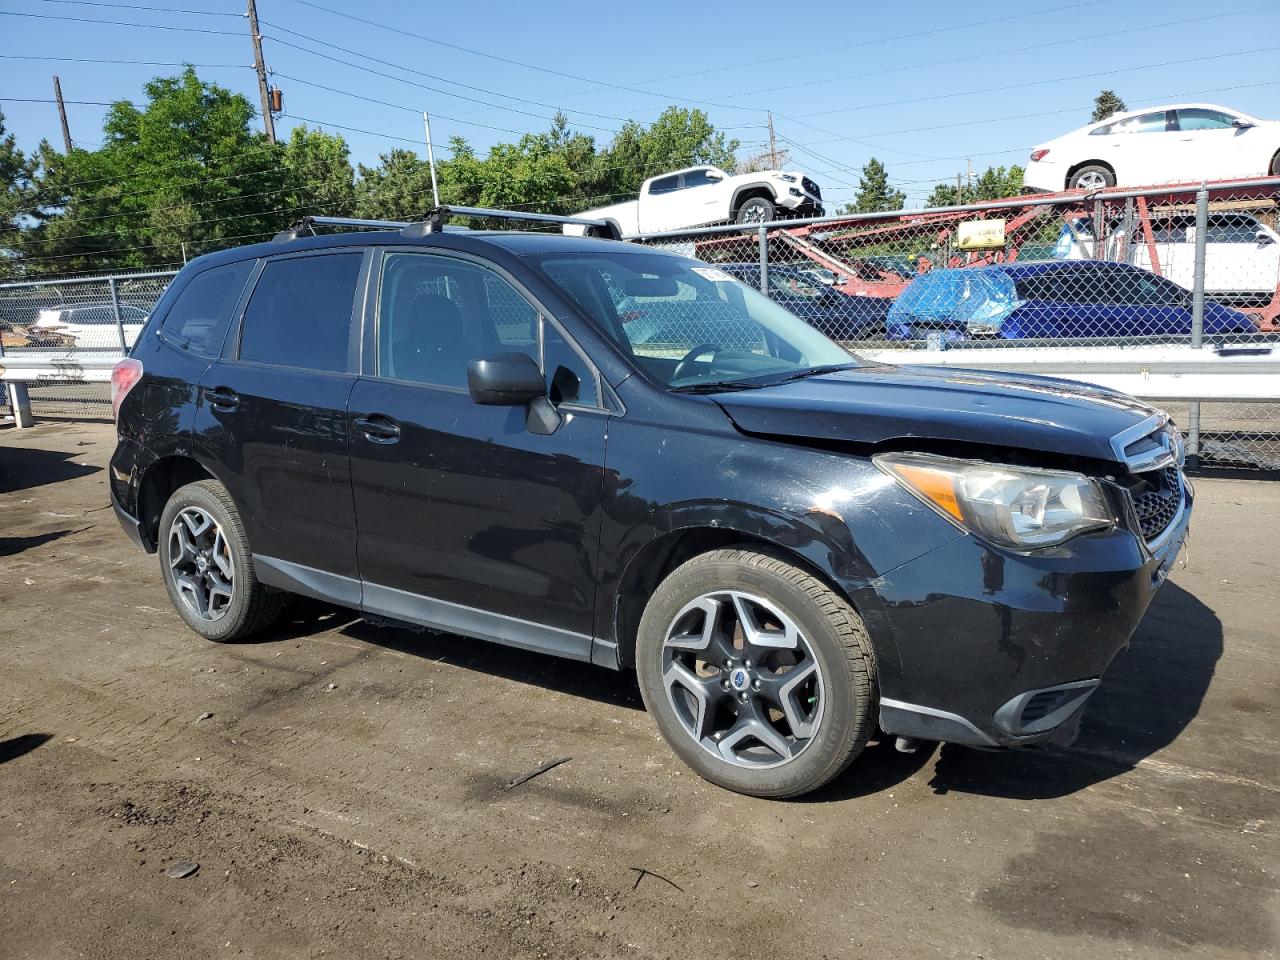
xmin=672 ymin=343 xmax=722 ymax=382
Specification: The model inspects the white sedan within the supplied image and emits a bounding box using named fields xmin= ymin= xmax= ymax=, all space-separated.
xmin=1025 ymin=103 xmax=1280 ymax=192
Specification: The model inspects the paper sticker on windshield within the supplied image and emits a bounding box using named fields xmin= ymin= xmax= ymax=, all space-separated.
xmin=692 ymin=266 xmax=734 ymax=282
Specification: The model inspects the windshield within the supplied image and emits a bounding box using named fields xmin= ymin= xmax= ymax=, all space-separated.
xmin=532 ymin=249 xmax=856 ymax=389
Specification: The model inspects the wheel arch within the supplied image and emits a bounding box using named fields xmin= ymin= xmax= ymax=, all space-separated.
xmin=730 ymin=184 xmax=779 ymax=218
xmin=134 ymin=453 xmax=218 ymax=551
xmin=609 ymin=518 xmax=883 ymax=673
xmin=1064 ymin=158 xmax=1115 ymax=189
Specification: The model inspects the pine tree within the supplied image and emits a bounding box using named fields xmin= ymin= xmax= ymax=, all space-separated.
xmin=1091 ymin=90 xmax=1127 ymax=123
xmin=846 ymin=158 xmax=905 ymax=214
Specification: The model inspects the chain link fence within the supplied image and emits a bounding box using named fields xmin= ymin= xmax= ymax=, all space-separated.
xmin=1 ymin=271 xmax=177 ymax=421
xmin=634 ymin=178 xmax=1280 ymax=469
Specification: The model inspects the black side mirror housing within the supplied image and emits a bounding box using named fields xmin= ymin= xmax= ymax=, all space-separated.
xmin=468 ymin=352 xmax=546 ymax=405
xmin=467 ymin=352 xmax=561 ymax=435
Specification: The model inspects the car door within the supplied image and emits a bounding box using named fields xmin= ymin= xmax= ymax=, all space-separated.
xmin=192 ymin=249 xmax=368 ymax=597
xmin=677 ymin=168 xmax=726 ymax=226
xmin=1174 ymin=107 xmax=1259 ymax=181
xmin=639 ymin=174 xmax=684 ymax=233
xmin=1099 ymin=110 xmax=1179 ymax=185
xmin=347 ymin=249 xmax=610 ymax=653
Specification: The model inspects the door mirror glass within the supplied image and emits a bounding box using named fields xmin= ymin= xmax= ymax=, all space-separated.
xmin=467 ymin=352 xmax=546 ymax=405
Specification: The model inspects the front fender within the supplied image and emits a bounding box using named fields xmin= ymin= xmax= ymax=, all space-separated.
xmin=598 ymin=497 xmax=916 ymax=684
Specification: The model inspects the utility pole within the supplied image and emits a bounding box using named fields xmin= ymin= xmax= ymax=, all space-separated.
xmin=246 ymin=0 xmax=276 ymax=144
xmin=767 ymin=112 xmax=778 ymax=169
xmin=52 ymin=75 xmax=73 ymax=152
xmin=966 ymin=158 xmax=973 ymax=193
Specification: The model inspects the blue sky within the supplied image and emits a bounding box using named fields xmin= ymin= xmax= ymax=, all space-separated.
xmin=2 ymin=0 xmax=1278 ymax=207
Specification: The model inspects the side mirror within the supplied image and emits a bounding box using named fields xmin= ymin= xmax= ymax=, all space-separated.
xmin=1257 ymin=230 xmax=1275 ymax=245
xmin=704 ymin=169 xmax=725 ymax=181
xmin=1231 ymin=118 xmax=1256 ymax=129
xmin=468 ymin=352 xmax=545 ymax=405
xmin=467 ymin=352 xmax=562 ymax=435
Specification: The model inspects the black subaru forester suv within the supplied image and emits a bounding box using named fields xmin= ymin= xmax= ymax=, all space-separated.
xmin=109 ymin=215 xmax=1191 ymax=798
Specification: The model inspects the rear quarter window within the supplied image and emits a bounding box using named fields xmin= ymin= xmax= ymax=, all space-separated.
xmin=159 ymin=260 xmax=256 ymax=357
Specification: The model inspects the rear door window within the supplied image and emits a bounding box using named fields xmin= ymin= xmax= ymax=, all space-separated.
xmin=159 ymin=260 xmax=255 ymax=357
xmin=648 ymin=175 xmax=679 ymax=195
xmin=238 ymin=253 xmax=363 ymax=373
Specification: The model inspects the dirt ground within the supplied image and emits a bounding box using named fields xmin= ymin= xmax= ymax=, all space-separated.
xmin=1 ymin=420 xmax=1277 ymax=960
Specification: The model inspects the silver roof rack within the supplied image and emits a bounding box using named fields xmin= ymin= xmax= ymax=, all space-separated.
xmin=273 ymin=207 xmax=613 ymax=243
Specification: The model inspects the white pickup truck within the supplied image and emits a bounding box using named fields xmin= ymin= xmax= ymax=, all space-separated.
xmin=565 ymin=165 xmax=824 ymax=237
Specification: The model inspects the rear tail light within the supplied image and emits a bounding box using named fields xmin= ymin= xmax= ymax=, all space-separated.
xmin=1030 ymin=149 xmax=1050 ymax=162
xmin=110 ymin=357 xmax=143 ymax=422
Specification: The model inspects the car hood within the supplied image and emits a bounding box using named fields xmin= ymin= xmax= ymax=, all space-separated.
xmin=713 ymin=364 xmax=1159 ymax=462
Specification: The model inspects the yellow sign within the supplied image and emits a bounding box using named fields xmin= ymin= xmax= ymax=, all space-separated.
xmin=956 ymin=218 xmax=1007 ymax=250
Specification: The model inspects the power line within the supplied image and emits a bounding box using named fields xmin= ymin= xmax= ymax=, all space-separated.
xmin=2 ymin=97 xmax=121 ymax=106
xmin=731 ymin=6 xmax=1269 ymax=99
xmin=35 ymin=0 xmax=241 ymax=16
xmin=796 ymin=44 xmax=1280 ymax=120
xmin=615 ymin=0 xmax=1109 ymax=86
xmin=0 ymin=9 xmax=245 ymax=36
xmin=0 ymin=54 xmax=248 ymax=68
xmin=258 ymin=23 xmax=629 ymax=130
xmin=276 ymin=0 xmax=755 ymax=115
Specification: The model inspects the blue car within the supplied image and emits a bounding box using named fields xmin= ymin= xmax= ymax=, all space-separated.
xmin=886 ymin=260 xmax=1255 ymax=341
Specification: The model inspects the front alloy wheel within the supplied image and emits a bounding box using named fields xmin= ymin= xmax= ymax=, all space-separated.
xmin=637 ymin=548 xmax=878 ymax=798
xmin=663 ymin=590 xmax=823 ymax=768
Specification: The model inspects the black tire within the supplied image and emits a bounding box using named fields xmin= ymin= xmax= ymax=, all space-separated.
xmin=636 ymin=548 xmax=877 ymax=798
xmin=734 ymin=196 xmax=776 ymax=225
xmin=1067 ymin=164 xmax=1115 ymax=190
xmin=158 ymin=479 xmax=285 ymax=642
xmin=1270 ymin=152 xmax=1280 ymax=177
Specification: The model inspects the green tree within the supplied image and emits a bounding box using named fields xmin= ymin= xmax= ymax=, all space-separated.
xmin=22 ymin=67 xmax=284 ymax=272
xmin=925 ymin=165 xmax=1025 ymax=207
xmin=354 ymin=148 xmax=437 ymax=220
xmin=1091 ymin=90 xmax=1127 ymax=123
xmin=0 ymin=112 xmax=40 ymax=278
xmin=603 ymin=106 xmax=739 ymax=195
xmin=842 ymin=158 xmax=905 ymax=214
xmin=282 ymin=125 xmax=355 ymax=219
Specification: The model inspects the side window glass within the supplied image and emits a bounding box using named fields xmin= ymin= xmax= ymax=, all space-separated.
xmin=239 ymin=253 xmax=362 ymax=372
xmin=483 ymin=273 xmax=538 ymax=350
xmin=379 ymin=253 xmax=600 ymax=406
xmin=1113 ymin=112 xmax=1167 ymax=134
xmin=544 ymin=321 xmax=598 ymax=407
xmin=648 ymin=175 xmax=679 ymax=195
xmin=1177 ymin=109 xmax=1235 ymax=131
xmin=160 ymin=259 xmax=255 ymax=357
xmin=681 ymin=170 xmax=714 ymax=189
xmin=379 ymin=253 xmax=537 ymax=389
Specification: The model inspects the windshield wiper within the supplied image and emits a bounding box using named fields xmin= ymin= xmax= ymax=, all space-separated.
xmin=670 ymin=379 xmax=770 ymax=394
xmin=754 ymin=362 xmax=860 ymax=386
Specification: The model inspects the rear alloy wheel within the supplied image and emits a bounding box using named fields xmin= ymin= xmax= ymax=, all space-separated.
xmin=735 ymin=196 xmax=776 ymax=225
xmin=1069 ymin=164 xmax=1115 ymax=191
xmin=637 ymin=549 xmax=877 ymax=798
xmin=158 ymin=479 xmax=285 ymax=642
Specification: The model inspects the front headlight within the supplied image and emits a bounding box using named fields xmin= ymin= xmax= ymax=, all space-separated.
xmin=874 ymin=452 xmax=1112 ymax=549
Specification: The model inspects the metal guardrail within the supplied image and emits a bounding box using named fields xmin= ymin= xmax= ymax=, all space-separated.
xmin=857 ymin=344 xmax=1280 ymax=401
